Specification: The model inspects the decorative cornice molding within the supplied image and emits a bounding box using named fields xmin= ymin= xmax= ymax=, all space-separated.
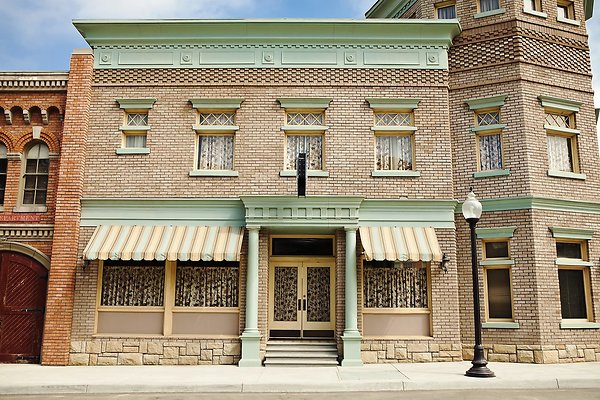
xmin=360 ymin=199 xmax=456 ymax=228
xmin=466 ymin=95 xmax=508 ymax=110
xmin=116 ymin=98 xmax=156 ymax=109
xmin=549 ymin=226 xmax=593 ymax=240
xmin=0 ymin=72 xmax=68 ymax=91
xmin=367 ymin=98 xmax=421 ymax=110
xmin=0 ymin=224 xmax=54 ymax=241
xmin=190 ymin=98 xmax=244 ymax=110
xmin=538 ymin=95 xmax=582 ymax=113
xmin=277 ymin=98 xmax=332 ymax=109
xmin=455 ymin=196 xmax=600 ymax=215
xmin=476 ymin=226 xmax=517 ymax=239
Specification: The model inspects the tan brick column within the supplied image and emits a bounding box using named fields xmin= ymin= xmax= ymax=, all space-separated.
xmin=41 ymin=49 xmax=93 ymax=365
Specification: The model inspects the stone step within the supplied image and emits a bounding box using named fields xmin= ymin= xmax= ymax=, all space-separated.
xmin=264 ymin=358 xmax=339 ymax=367
xmin=266 ymin=351 xmax=338 ymax=358
xmin=266 ymin=345 xmax=337 ymax=352
xmin=264 ymin=340 xmax=339 ymax=367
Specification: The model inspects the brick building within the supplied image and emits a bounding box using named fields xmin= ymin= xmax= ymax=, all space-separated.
xmin=1 ymin=0 xmax=597 ymax=367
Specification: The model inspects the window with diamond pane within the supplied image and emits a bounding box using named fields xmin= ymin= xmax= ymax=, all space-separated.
xmin=545 ymin=112 xmax=572 ymax=129
xmin=286 ymin=112 xmax=324 ymax=126
xmin=374 ymin=113 xmax=412 ymax=127
xmin=200 ymin=112 xmax=235 ymax=126
xmin=476 ymin=111 xmax=500 ymax=126
xmin=23 ymin=142 xmax=49 ymax=205
xmin=127 ymin=113 xmax=148 ymax=126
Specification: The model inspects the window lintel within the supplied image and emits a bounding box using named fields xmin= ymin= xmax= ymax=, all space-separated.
xmin=277 ymin=98 xmax=332 ymax=110
xmin=539 ymin=95 xmax=582 ymax=113
xmin=549 ymin=226 xmax=593 ymax=240
xmin=466 ymin=95 xmax=507 ymax=110
xmin=116 ymin=98 xmax=157 ymax=110
xmin=367 ymin=98 xmax=421 ymax=110
xmin=189 ymin=98 xmax=244 ymax=110
xmin=476 ymin=226 xmax=516 ymax=239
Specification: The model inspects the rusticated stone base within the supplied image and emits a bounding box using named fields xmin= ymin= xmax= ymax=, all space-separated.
xmin=361 ymin=340 xmax=463 ymax=363
xmin=69 ymin=338 xmax=241 ymax=366
xmin=462 ymin=343 xmax=600 ymax=364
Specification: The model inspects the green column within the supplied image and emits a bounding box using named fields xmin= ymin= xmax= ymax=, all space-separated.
xmin=342 ymin=226 xmax=363 ymax=367
xmin=239 ymin=225 xmax=261 ymax=367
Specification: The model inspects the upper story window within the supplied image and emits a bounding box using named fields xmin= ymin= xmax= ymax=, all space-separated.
xmin=524 ymin=0 xmax=543 ymax=12
xmin=116 ymin=98 xmax=156 ymax=155
xmin=22 ymin=142 xmax=49 ymax=207
xmin=480 ymin=0 xmax=500 ymax=12
xmin=0 ymin=143 xmax=7 ymax=206
xmin=189 ymin=98 xmax=243 ymax=177
xmin=539 ymin=95 xmax=584 ymax=180
xmin=557 ymin=0 xmax=575 ymax=19
xmin=367 ymin=98 xmax=421 ymax=178
xmin=436 ymin=0 xmax=457 ymax=18
xmin=277 ymin=98 xmax=332 ymax=178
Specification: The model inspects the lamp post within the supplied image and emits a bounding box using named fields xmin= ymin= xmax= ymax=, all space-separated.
xmin=462 ymin=191 xmax=495 ymax=378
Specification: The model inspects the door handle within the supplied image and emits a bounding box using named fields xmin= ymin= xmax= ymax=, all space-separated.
xmin=298 ymin=299 xmax=302 ymax=311
xmin=303 ymin=298 xmax=307 ymax=311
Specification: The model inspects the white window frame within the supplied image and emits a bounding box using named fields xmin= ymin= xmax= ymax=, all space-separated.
xmin=14 ymin=140 xmax=52 ymax=213
xmin=115 ymin=98 xmax=156 ymax=155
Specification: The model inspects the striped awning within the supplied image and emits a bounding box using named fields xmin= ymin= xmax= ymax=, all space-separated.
xmin=359 ymin=226 xmax=443 ymax=263
xmin=83 ymin=225 xmax=244 ymax=262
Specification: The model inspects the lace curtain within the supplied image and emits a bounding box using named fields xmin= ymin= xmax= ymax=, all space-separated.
xmin=479 ymin=133 xmax=503 ymax=170
xmin=364 ymin=264 xmax=428 ymax=308
xmin=101 ymin=263 xmax=165 ymax=307
xmin=198 ymin=135 xmax=234 ymax=170
xmin=547 ymin=135 xmax=573 ymax=172
xmin=437 ymin=5 xmax=456 ymax=18
xmin=376 ymin=135 xmax=413 ymax=171
xmin=480 ymin=0 xmax=500 ymax=12
xmin=175 ymin=263 xmax=239 ymax=307
xmin=286 ymin=135 xmax=323 ymax=170
xmin=125 ymin=134 xmax=147 ymax=148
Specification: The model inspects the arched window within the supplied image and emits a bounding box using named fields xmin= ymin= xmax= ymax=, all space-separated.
xmin=0 ymin=143 xmax=6 ymax=205
xmin=23 ymin=142 xmax=49 ymax=206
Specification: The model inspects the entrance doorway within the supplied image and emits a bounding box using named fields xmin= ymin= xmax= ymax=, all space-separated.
xmin=0 ymin=252 xmax=48 ymax=363
xmin=268 ymin=260 xmax=335 ymax=338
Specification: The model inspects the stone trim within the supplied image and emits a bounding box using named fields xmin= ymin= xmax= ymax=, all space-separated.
xmin=0 ymin=72 xmax=68 ymax=91
xmin=462 ymin=343 xmax=599 ymax=363
xmin=0 ymin=224 xmax=54 ymax=241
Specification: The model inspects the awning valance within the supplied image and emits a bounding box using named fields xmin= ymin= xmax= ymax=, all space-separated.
xmin=83 ymin=225 xmax=244 ymax=262
xmin=359 ymin=226 xmax=442 ymax=263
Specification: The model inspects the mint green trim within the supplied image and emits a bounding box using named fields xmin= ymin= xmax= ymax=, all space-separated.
xmin=192 ymin=125 xmax=239 ymax=132
xmin=119 ymin=126 xmax=151 ymax=131
xmin=239 ymin=332 xmax=261 ymax=367
xmin=557 ymin=15 xmax=581 ymax=26
xmin=371 ymin=170 xmax=421 ymax=177
xmin=476 ymin=226 xmax=516 ymax=239
xmin=466 ymin=95 xmax=507 ymax=110
xmin=473 ymin=169 xmax=510 ymax=179
xmin=550 ymin=226 xmax=593 ymax=240
xmin=240 ymin=226 xmax=261 ymax=367
xmin=547 ymin=170 xmax=586 ymax=180
xmin=80 ymin=198 xmax=246 ymax=227
xmin=189 ymin=98 xmax=243 ymax=110
xmin=480 ymin=259 xmax=515 ymax=266
xmin=342 ymin=228 xmax=362 ymax=367
xmin=584 ymin=0 xmax=594 ymax=19
xmin=523 ymin=8 xmax=548 ymax=18
xmin=366 ymin=98 xmax=421 ymax=110
xmin=555 ymin=258 xmax=593 ymax=267
xmin=277 ymin=98 xmax=332 ymax=109
xmin=538 ymin=95 xmax=582 ymax=112
xmin=115 ymin=148 xmax=150 ymax=155
xmin=474 ymin=7 xmax=506 ymax=18
xmin=544 ymin=125 xmax=580 ymax=135
xmin=116 ymin=98 xmax=156 ymax=109
xmin=282 ymin=125 xmax=329 ymax=131
xmin=455 ymin=196 xmax=600 ymax=215
xmin=279 ymin=170 xmax=329 ymax=177
xmin=360 ymin=199 xmax=457 ymax=228
xmin=189 ymin=170 xmax=239 ymax=177
xmin=371 ymin=126 xmax=417 ymax=132
xmin=482 ymin=322 xmax=520 ymax=329
xmin=560 ymin=321 xmax=600 ymax=329
xmin=471 ymin=124 xmax=506 ymax=132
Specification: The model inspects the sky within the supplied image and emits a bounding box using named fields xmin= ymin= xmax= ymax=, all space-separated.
xmin=0 ymin=0 xmax=598 ymax=108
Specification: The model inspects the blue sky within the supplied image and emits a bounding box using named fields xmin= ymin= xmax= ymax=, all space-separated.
xmin=0 ymin=0 xmax=598 ymax=107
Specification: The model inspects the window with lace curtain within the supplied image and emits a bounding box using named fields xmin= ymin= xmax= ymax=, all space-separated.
xmin=123 ymin=112 xmax=148 ymax=149
xmin=545 ymin=111 xmax=579 ymax=174
xmin=283 ymin=112 xmax=326 ymax=173
xmin=116 ymin=98 xmax=156 ymax=155
xmin=475 ymin=109 xmax=504 ymax=172
xmin=195 ymin=112 xmax=237 ymax=174
xmin=363 ymin=261 xmax=429 ymax=309
xmin=374 ymin=112 xmax=415 ymax=172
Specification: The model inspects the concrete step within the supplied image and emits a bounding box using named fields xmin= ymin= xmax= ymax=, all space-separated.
xmin=266 ymin=351 xmax=338 ymax=358
xmin=266 ymin=345 xmax=337 ymax=352
xmin=264 ymin=358 xmax=339 ymax=367
xmin=264 ymin=340 xmax=339 ymax=367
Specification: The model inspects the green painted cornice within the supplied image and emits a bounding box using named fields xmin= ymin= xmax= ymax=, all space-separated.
xmin=277 ymin=98 xmax=332 ymax=109
xmin=365 ymin=0 xmax=416 ymax=18
xmin=549 ymin=226 xmax=593 ymax=240
xmin=366 ymin=98 xmax=421 ymax=110
xmin=454 ymin=196 xmax=600 ymax=214
xmin=538 ymin=95 xmax=582 ymax=113
xmin=189 ymin=98 xmax=243 ymax=110
xmin=476 ymin=226 xmax=517 ymax=239
xmin=360 ymin=199 xmax=457 ymax=228
xmin=466 ymin=95 xmax=507 ymax=110
xmin=116 ymin=98 xmax=156 ymax=109
xmin=73 ymin=19 xmax=461 ymax=70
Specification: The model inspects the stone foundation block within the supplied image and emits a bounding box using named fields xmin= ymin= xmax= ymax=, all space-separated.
xmin=70 ymin=353 xmax=90 ymax=366
xmin=543 ymin=350 xmax=559 ymax=364
xmin=362 ymin=351 xmax=378 ymax=363
xmin=493 ymin=344 xmax=516 ymax=354
xmin=70 ymin=341 xmax=83 ymax=353
xmin=488 ymin=353 xmax=510 ymax=362
xmin=97 ymin=357 xmax=118 ymax=366
xmin=201 ymin=350 xmax=213 ymax=361
xmin=179 ymin=356 xmax=199 ymax=365
xmin=407 ymin=343 xmax=428 ymax=353
xmin=187 ymin=343 xmax=201 ymax=356
xmin=584 ymin=349 xmax=597 ymax=361
xmin=412 ymin=352 xmax=432 ymax=362
xmin=147 ymin=342 xmax=163 ymax=354
xmin=105 ymin=342 xmax=123 ymax=353
xmin=143 ymin=355 xmax=160 ymax=365
xmin=163 ymin=347 xmax=180 ymax=358
xmin=159 ymin=358 xmax=179 ymax=365
xmin=118 ymin=353 xmax=142 ymax=365
xmin=517 ymin=350 xmax=534 ymax=363
xmin=224 ymin=343 xmax=240 ymax=356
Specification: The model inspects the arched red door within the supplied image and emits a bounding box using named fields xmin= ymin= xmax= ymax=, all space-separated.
xmin=0 ymin=252 xmax=48 ymax=363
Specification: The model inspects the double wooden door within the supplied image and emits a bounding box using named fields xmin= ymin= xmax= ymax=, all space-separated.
xmin=0 ymin=252 xmax=47 ymax=363
xmin=269 ymin=260 xmax=335 ymax=338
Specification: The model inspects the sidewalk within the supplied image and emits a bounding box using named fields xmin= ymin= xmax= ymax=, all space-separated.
xmin=0 ymin=361 xmax=599 ymax=394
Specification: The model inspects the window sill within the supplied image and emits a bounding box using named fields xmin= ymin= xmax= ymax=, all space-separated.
xmin=116 ymin=148 xmax=151 ymax=155
xmin=474 ymin=7 xmax=506 ymax=18
xmin=473 ymin=169 xmax=510 ymax=179
xmin=557 ymin=16 xmax=581 ymax=26
xmin=544 ymin=124 xmax=580 ymax=135
xmin=470 ymin=124 xmax=507 ymax=132
xmin=189 ymin=170 xmax=239 ymax=177
xmin=13 ymin=205 xmax=47 ymax=213
xmin=547 ymin=170 xmax=586 ymax=180
xmin=482 ymin=322 xmax=520 ymax=329
xmin=523 ymin=8 xmax=547 ymax=18
xmin=279 ymin=170 xmax=330 ymax=177
xmin=560 ymin=321 xmax=600 ymax=329
xmin=371 ymin=170 xmax=421 ymax=177
xmin=480 ymin=259 xmax=514 ymax=266
xmin=119 ymin=126 xmax=151 ymax=131
xmin=192 ymin=125 xmax=239 ymax=132
xmin=555 ymin=258 xmax=593 ymax=267
xmin=281 ymin=125 xmax=329 ymax=131
xmin=371 ymin=126 xmax=417 ymax=132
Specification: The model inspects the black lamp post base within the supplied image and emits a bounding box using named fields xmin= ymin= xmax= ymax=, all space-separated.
xmin=465 ymin=364 xmax=496 ymax=378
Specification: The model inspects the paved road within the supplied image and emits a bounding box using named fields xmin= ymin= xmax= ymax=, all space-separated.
xmin=3 ymin=390 xmax=600 ymax=400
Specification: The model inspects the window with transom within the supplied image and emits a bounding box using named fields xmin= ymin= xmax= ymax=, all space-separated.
xmin=286 ymin=112 xmax=324 ymax=126
xmin=482 ymin=239 xmax=515 ymax=322
xmin=0 ymin=143 xmax=6 ymax=206
xmin=196 ymin=112 xmax=237 ymax=171
xmin=474 ymin=109 xmax=504 ymax=173
xmin=555 ymin=241 xmax=593 ymax=322
xmin=122 ymin=112 xmax=149 ymax=149
xmin=116 ymin=98 xmax=156 ymax=154
xmin=199 ymin=112 xmax=235 ymax=126
xmin=284 ymin=111 xmax=326 ymax=172
xmin=374 ymin=112 xmax=415 ymax=171
xmin=545 ymin=111 xmax=578 ymax=173
xmin=22 ymin=142 xmax=49 ymax=206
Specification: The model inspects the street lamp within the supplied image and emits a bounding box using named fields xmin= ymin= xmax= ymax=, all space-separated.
xmin=462 ymin=190 xmax=495 ymax=378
